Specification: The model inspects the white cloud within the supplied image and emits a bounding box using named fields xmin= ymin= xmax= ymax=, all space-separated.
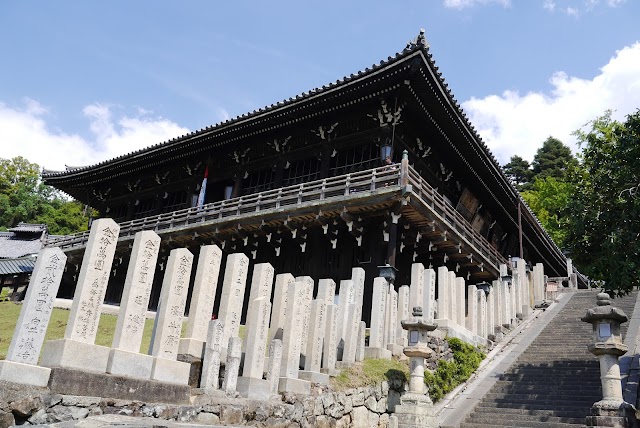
xmin=0 ymin=100 xmax=189 ymax=171
xmin=565 ymin=6 xmax=580 ymax=15
xmin=545 ymin=0 xmax=627 ymax=15
xmin=443 ymin=0 xmax=510 ymax=9
xmin=461 ymin=42 xmax=640 ymax=164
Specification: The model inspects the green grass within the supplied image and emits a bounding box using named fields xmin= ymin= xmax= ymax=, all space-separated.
xmin=0 ymin=301 xmax=247 ymax=360
xmin=1 ymin=301 xmax=158 ymax=360
xmin=332 ymin=358 xmax=409 ymax=390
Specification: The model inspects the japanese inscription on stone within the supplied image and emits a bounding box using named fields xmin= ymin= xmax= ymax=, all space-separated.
xmin=7 ymin=248 xmax=66 ymax=365
xmin=65 ymin=218 xmax=120 ymax=344
xmin=112 ymin=231 xmax=160 ymax=352
xmin=151 ymin=248 xmax=194 ymax=359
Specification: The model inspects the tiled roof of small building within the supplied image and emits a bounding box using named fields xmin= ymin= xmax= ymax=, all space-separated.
xmin=0 ymin=224 xmax=48 ymax=259
xmin=7 ymin=223 xmax=48 ymax=233
xmin=0 ymin=257 xmax=36 ymax=275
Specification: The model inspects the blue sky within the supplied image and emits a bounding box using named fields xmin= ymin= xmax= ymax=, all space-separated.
xmin=1 ymin=0 xmax=639 ymax=170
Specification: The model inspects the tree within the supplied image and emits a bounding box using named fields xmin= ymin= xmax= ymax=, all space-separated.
xmin=0 ymin=156 xmax=92 ymax=234
xmin=522 ymin=176 xmax=574 ymax=249
xmin=503 ymin=155 xmax=533 ymax=191
xmin=531 ymin=137 xmax=577 ymax=181
xmin=566 ymin=110 xmax=640 ymax=295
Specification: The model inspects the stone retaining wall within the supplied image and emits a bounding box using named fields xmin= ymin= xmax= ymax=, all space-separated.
xmin=1 ymin=379 xmax=403 ymax=428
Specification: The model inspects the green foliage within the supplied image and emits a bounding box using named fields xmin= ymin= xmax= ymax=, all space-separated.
xmin=504 ymin=155 xmax=534 ymax=191
xmin=521 ymin=176 xmax=574 ymax=249
xmin=424 ymin=338 xmax=485 ymax=402
xmin=532 ymin=136 xmax=578 ymax=181
xmin=332 ymin=358 xmax=408 ymax=390
xmin=566 ymin=110 xmax=640 ymax=295
xmin=0 ymin=156 xmax=92 ymax=234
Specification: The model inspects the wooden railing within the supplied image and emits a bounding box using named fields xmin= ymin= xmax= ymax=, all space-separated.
xmin=47 ymin=162 xmax=506 ymax=270
xmin=406 ymin=168 xmax=507 ymax=268
xmin=46 ymin=165 xmax=402 ymax=250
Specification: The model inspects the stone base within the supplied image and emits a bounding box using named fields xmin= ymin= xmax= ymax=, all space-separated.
xmin=177 ymin=338 xmax=205 ymax=359
xmin=150 ymin=357 xmax=190 ymax=385
xmin=0 ymin=360 xmax=51 ymax=387
xmin=48 ymin=367 xmax=190 ymax=403
xmin=395 ymin=404 xmax=438 ymax=428
xmin=432 ymin=319 xmax=484 ymax=347
xmin=236 ymin=377 xmax=273 ymax=400
xmin=106 ymin=348 xmax=153 ymax=380
xmin=320 ymin=368 xmax=341 ymax=377
xmin=586 ymin=400 xmax=636 ymax=427
xmin=278 ymin=376 xmax=310 ymax=395
xmin=299 ymin=370 xmax=329 ymax=385
xmin=489 ymin=331 xmax=504 ymax=343
xmin=177 ymin=353 xmax=203 ymax=388
xmin=522 ymin=305 xmax=533 ymax=317
xmin=364 ymin=347 xmax=392 ymax=359
xmin=40 ymin=339 xmax=110 ymax=372
xmin=335 ymin=361 xmax=354 ymax=370
xmin=387 ymin=343 xmax=404 ymax=356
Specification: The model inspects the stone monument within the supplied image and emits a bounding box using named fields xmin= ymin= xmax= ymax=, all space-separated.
xmin=107 ymin=231 xmax=161 ymax=379
xmin=0 ymin=247 xmax=66 ymax=386
xmin=41 ymin=218 xmax=120 ymax=371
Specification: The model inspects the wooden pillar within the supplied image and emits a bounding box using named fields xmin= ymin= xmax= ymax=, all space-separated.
xmin=320 ymin=147 xmax=332 ymax=179
xmin=231 ymin=173 xmax=243 ymax=198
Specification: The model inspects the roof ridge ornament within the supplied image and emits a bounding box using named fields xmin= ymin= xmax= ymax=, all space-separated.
xmin=407 ymin=28 xmax=429 ymax=50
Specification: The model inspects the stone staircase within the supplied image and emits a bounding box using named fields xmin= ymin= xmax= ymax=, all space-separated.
xmin=459 ymin=290 xmax=638 ymax=428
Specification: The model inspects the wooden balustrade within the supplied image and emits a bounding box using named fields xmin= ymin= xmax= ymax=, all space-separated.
xmin=46 ymin=163 xmax=506 ymax=270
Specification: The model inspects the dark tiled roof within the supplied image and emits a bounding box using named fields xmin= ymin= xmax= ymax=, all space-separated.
xmin=0 ymin=231 xmax=45 ymax=259
xmin=41 ymin=31 xmax=432 ymax=179
xmin=7 ymin=223 xmax=48 ymax=233
xmin=0 ymin=257 xmax=36 ymax=275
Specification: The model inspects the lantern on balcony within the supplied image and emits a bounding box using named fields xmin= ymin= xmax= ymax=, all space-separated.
xmin=380 ymin=140 xmax=393 ymax=165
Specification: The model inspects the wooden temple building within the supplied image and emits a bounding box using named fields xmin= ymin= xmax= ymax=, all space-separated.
xmin=42 ymin=30 xmax=576 ymax=317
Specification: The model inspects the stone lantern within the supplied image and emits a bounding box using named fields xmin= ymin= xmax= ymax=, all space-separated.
xmin=581 ymin=292 xmax=635 ymax=427
xmin=395 ymin=307 xmax=438 ymax=428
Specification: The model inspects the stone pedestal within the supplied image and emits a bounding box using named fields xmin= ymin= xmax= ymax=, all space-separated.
xmin=0 ymin=360 xmax=52 ymax=387
xmin=236 ymin=377 xmax=273 ymax=400
xmin=299 ymin=370 xmax=329 ymax=385
xmin=277 ymin=377 xmax=310 ymax=395
xmin=395 ymin=394 xmax=437 ymax=428
xmin=150 ymin=357 xmax=191 ymax=384
xmin=41 ymin=338 xmax=110 ymax=372
xmin=364 ymin=347 xmax=392 ymax=360
xmin=107 ymin=348 xmax=153 ymax=379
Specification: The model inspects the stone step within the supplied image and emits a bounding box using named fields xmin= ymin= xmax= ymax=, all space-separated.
xmin=453 ymin=290 xmax=637 ymax=428
xmin=477 ymin=402 xmax=594 ymax=415
xmin=473 ymin=405 xmax=589 ymax=419
xmin=489 ymin=383 xmax=602 ymax=394
xmin=460 ymin=421 xmax=586 ymax=428
xmin=467 ymin=412 xmax=585 ymax=425
xmin=483 ymin=392 xmax=598 ymax=404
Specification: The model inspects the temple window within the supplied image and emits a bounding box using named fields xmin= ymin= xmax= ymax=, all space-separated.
xmin=134 ymin=198 xmax=156 ymax=219
xmin=282 ymin=158 xmax=321 ymax=187
xmin=242 ymin=168 xmax=275 ymax=195
xmin=162 ymin=191 xmax=189 ymax=213
xmin=330 ymin=144 xmax=380 ymax=177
